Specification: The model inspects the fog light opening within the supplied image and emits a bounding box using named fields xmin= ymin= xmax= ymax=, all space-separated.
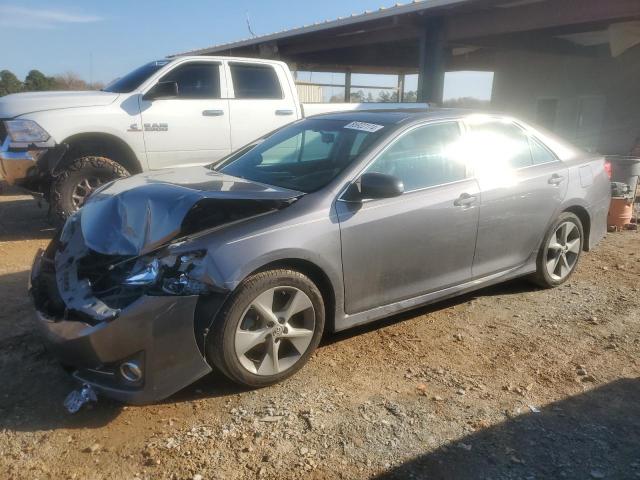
xmin=119 ymin=361 xmax=143 ymax=383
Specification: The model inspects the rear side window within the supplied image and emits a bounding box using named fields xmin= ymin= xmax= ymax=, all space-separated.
xmin=367 ymin=122 xmax=465 ymax=191
xmin=530 ymin=138 xmax=558 ymax=165
xmin=230 ymin=63 xmax=283 ymax=99
xmin=467 ymin=120 xmax=533 ymax=169
xmin=160 ymin=62 xmax=221 ymax=99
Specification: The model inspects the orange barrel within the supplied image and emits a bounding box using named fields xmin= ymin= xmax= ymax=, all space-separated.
xmin=608 ymin=197 xmax=634 ymax=228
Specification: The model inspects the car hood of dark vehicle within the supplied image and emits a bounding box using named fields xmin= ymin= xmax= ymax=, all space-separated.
xmin=80 ymin=166 xmax=302 ymax=256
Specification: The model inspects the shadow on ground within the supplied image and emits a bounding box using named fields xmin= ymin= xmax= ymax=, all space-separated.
xmin=0 ymin=193 xmax=55 ymax=242
xmin=374 ymin=378 xmax=640 ymax=480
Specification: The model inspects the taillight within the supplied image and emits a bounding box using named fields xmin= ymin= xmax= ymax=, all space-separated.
xmin=604 ymin=159 xmax=612 ymax=179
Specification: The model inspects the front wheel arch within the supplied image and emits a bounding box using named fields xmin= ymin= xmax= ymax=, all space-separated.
xmin=57 ymin=133 xmax=143 ymax=175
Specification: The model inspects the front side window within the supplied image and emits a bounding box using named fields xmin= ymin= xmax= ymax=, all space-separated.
xmin=160 ymin=62 xmax=221 ymax=99
xmin=366 ymin=122 xmax=465 ymax=192
xmin=230 ymin=63 xmax=282 ymax=99
xmin=218 ymin=118 xmax=386 ymax=192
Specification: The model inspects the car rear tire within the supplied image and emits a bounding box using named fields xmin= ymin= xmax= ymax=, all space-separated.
xmin=531 ymin=212 xmax=584 ymax=288
xmin=50 ymin=156 xmax=129 ymax=221
xmin=207 ymin=269 xmax=325 ymax=388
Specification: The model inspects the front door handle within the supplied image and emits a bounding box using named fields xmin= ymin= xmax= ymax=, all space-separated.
xmin=202 ymin=110 xmax=224 ymax=116
xmin=548 ymin=173 xmax=565 ymax=185
xmin=454 ymin=193 xmax=477 ymax=207
xmin=275 ymin=109 xmax=294 ymax=116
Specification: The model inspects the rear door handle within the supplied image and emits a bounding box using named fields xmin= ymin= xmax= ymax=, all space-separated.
xmin=548 ymin=173 xmax=565 ymax=185
xmin=275 ymin=109 xmax=294 ymax=116
xmin=454 ymin=193 xmax=477 ymax=207
xmin=202 ymin=110 xmax=224 ymax=116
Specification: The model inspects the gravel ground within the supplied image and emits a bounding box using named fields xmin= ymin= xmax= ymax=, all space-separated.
xmin=0 ymin=185 xmax=639 ymax=480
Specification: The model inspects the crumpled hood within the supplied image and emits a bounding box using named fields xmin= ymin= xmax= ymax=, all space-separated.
xmin=0 ymin=90 xmax=119 ymax=117
xmin=80 ymin=166 xmax=302 ymax=256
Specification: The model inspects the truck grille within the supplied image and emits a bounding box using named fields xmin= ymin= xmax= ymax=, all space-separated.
xmin=0 ymin=120 xmax=6 ymax=144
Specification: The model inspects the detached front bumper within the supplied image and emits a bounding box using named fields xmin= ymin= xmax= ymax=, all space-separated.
xmin=30 ymin=250 xmax=214 ymax=404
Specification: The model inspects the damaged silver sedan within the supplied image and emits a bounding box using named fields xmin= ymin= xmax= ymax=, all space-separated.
xmin=30 ymin=111 xmax=609 ymax=404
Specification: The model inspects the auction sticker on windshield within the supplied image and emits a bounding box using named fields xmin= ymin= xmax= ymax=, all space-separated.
xmin=344 ymin=121 xmax=384 ymax=133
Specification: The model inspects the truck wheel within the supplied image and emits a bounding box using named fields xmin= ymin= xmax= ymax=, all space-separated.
xmin=207 ymin=269 xmax=325 ymax=388
xmin=51 ymin=156 xmax=129 ymax=220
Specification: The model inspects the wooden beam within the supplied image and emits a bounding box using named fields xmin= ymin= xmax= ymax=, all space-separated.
xmin=447 ymin=0 xmax=640 ymax=41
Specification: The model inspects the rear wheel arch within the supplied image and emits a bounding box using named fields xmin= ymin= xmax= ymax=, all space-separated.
xmin=562 ymin=205 xmax=591 ymax=251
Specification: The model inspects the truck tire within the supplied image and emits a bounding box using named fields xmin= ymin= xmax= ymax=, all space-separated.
xmin=50 ymin=156 xmax=129 ymax=220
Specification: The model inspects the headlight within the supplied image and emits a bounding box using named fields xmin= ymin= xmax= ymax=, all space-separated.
xmin=4 ymin=120 xmax=51 ymax=143
xmin=122 ymin=250 xmax=211 ymax=296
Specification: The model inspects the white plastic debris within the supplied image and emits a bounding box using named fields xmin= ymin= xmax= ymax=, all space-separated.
xmin=528 ymin=404 xmax=541 ymax=414
xmin=64 ymin=384 xmax=98 ymax=413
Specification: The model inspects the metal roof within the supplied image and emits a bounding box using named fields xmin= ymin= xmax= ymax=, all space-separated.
xmin=170 ymin=0 xmax=474 ymax=57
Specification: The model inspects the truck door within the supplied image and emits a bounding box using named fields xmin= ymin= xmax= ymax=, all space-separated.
xmin=226 ymin=61 xmax=299 ymax=150
xmin=140 ymin=60 xmax=231 ymax=169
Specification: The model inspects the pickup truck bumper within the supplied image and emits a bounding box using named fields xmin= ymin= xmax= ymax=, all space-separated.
xmin=0 ymin=138 xmax=67 ymax=192
xmin=0 ymin=137 xmax=42 ymax=185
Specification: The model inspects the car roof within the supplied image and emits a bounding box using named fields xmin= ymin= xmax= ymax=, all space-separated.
xmin=309 ymin=108 xmax=475 ymax=125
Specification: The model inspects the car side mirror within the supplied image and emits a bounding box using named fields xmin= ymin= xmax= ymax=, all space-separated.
xmin=143 ymin=81 xmax=178 ymax=101
xmin=344 ymin=172 xmax=404 ymax=201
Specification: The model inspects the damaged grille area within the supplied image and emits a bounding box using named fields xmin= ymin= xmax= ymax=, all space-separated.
xmin=76 ymin=251 xmax=144 ymax=310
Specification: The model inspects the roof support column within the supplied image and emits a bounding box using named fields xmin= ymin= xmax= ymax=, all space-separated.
xmin=417 ymin=17 xmax=447 ymax=105
xmin=397 ymin=73 xmax=405 ymax=102
xmin=344 ymin=69 xmax=352 ymax=103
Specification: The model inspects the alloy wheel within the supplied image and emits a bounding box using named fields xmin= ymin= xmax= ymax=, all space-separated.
xmin=545 ymin=221 xmax=581 ymax=281
xmin=234 ymin=286 xmax=316 ymax=376
xmin=71 ymin=177 xmax=103 ymax=209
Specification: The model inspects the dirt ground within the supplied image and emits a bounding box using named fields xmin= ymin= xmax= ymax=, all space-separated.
xmin=0 ymin=184 xmax=639 ymax=480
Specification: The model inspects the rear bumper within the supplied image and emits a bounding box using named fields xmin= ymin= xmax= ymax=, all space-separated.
xmin=30 ymin=250 xmax=213 ymax=404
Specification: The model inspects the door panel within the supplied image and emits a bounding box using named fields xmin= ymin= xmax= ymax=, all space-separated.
xmin=337 ymin=179 xmax=480 ymax=314
xmin=226 ymin=62 xmax=298 ymax=150
xmin=140 ymin=61 xmax=231 ymax=169
xmin=472 ymin=162 xmax=568 ymax=277
xmin=464 ymin=119 xmax=569 ymax=277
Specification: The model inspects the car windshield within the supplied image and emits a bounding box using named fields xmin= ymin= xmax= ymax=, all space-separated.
xmin=102 ymin=60 xmax=170 ymax=93
xmin=217 ymin=118 xmax=387 ymax=193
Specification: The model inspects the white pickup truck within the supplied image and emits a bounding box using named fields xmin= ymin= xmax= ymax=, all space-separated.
xmin=0 ymin=56 xmax=425 ymax=218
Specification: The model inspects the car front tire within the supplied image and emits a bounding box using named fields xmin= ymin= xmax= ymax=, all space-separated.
xmin=531 ymin=212 xmax=584 ymax=288
xmin=207 ymin=269 xmax=325 ymax=388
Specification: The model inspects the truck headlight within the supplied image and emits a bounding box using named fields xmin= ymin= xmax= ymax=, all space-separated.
xmin=122 ymin=250 xmax=211 ymax=296
xmin=4 ymin=120 xmax=51 ymax=143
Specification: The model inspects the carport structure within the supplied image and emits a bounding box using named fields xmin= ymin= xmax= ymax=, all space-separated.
xmin=175 ymin=0 xmax=640 ymax=154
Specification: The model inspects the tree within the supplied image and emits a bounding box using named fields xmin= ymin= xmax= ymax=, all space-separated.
xmin=53 ymin=71 xmax=88 ymax=91
xmin=0 ymin=70 xmax=23 ymax=96
xmin=24 ymin=69 xmax=56 ymax=91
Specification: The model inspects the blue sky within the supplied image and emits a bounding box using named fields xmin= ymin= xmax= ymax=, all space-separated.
xmin=0 ymin=0 xmax=493 ymax=100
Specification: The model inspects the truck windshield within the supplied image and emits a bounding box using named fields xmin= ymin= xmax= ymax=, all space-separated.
xmin=217 ymin=118 xmax=387 ymax=193
xmin=102 ymin=60 xmax=170 ymax=93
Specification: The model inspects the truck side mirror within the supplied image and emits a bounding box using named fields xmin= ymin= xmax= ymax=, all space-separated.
xmin=143 ymin=81 xmax=178 ymax=101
